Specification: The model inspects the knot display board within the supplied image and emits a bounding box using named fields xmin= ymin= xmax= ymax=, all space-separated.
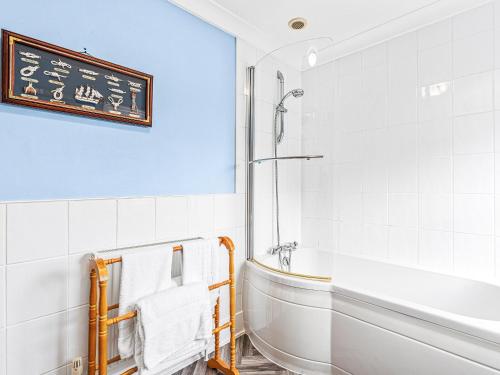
xmin=2 ymin=30 xmax=153 ymax=127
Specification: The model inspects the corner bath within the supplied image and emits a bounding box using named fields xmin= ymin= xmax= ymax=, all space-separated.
xmin=243 ymin=249 xmax=500 ymax=375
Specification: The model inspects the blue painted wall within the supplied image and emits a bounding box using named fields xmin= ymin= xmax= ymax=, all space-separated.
xmin=0 ymin=0 xmax=236 ymax=201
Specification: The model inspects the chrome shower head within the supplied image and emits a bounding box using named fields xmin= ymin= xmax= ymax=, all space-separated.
xmin=291 ymin=88 xmax=304 ymax=98
xmin=278 ymin=88 xmax=304 ymax=108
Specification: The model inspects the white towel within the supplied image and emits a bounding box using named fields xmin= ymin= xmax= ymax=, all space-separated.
xmin=182 ymin=238 xmax=222 ymax=306
xmin=118 ymin=245 xmax=173 ymax=359
xmin=182 ymin=238 xmax=221 ymax=286
xmin=133 ymin=282 xmax=212 ymax=374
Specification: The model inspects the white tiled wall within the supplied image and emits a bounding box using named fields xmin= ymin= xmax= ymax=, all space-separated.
xmin=0 ymin=38 xmax=252 ymax=375
xmin=302 ymin=1 xmax=500 ymax=283
xmin=0 ymin=194 xmax=246 ymax=374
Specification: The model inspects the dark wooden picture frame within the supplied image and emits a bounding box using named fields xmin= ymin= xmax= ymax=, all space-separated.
xmin=1 ymin=30 xmax=153 ymax=126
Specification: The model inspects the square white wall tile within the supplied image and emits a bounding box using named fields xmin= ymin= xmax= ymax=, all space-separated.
xmin=420 ymin=194 xmax=453 ymax=231
xmin=317 ymin=219 xmax=336 ymax=249
xmin=7 ymin=201 xmax=68 ymax=264
xmin=156 ymin=196 xmax=189 ymax=241
xmin=418 ymin=119 xmax=452 ymax=159
xmin=338 ymin=52 xmax=362 ymax=77
xmin=453 ymin=72 xmax=493 ymax=116
xmin=361 ymin=65 xmax=388 ymax=130
xmin=68 ymin=253 xmax=90 ymax=308
xmin=117 ymin=198 xmax=155 ymax=247
xmin=388 ymin=32 xmax=417 ymax=63
xmin=188 ymin=195 xmax=214 ymax=239
xmin=362 ymin=224 xmax=388 ymax=258
xmin=453 ymin=112 xmax=494 ymax=154
xmin=452 ymin=31 xmax=493 ymax=78
xmin=69 ymin=199 xmax=116 ymax=254
xmin=7 ymin=312 xmax=67 ymax=375
xmin=339 ymin=222 xmax=362 ymax=255
xmin=7 ymin=258 xmax=67 ymax=325
xmin=388 ymin=193 xmax=418 ymax=228
xmin=452 ymin=3 xmax=494 ymax=40
xmin=339 ymin=193 xmax=363 ymax=223
xmin=362 ymin=160 xmax=388 ymax=193
xmin=454 ymin=233 xmax=494 ymax=278
xmin=388 ymin=227 xmax=418 ymax=264
xmin=454 ymin=194 xmax=494 ymax=235
xmin=419 ymin=157 xmax=452 ymax=194
xmin=214 ymin=194 xmax=244 ymax=231
xmin=418 ymin=43 xmax=452 ymax=85
xmin=363 ymin=193 xmax=388 ymax=225
xmin=68 ymin=306 xmax=88 ymax=360
xmin=0 ymin=205 xmax=4 ymax=266
xmin=453 ymin=153 xmax=493 ymax=194
xmin=388 ymin=156 xmax=417 ymax=193
xmin=419 ymin=230 xmax=453 ymax=271
xmin=417 ymin=83 xmax=452 ymax=122
xmin=362 ymin=43 xmax=387 ymax=68
xmin=418 ymin=19 xmax=452 ymax=50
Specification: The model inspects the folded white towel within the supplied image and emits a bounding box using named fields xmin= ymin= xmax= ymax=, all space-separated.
xmin=134 ymin=282 xmax=212 ymax=374
xmin=182 ymin=238 xmax=221 ymax=306
xmin=118 ymin=245 xmax=173 ymax=359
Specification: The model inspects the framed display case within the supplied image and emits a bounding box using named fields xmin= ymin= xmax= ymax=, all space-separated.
xmin=1 ymin=30 xmax=153 ymax=126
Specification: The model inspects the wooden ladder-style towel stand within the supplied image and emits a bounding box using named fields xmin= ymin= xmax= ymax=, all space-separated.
xmin=87 ymin=236 xmax=240 ymax=375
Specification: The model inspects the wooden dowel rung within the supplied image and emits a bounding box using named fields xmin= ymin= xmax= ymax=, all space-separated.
xmin=107 ymin=355 xmax=121 ymax=365
xmin=107 ymin=311 xmax=137 ymax=326
xmin=120 ymin=367 xmax=138 ymax=375
xmin=104 ymin=257 xmax=122 ymax=265
xmin=212 ymin=321 xmax=231 ymax=334
xmin=209 ymin=279 xmax=230 ymax=291
xmin=108 ymin=303 xmax=119 ymax=311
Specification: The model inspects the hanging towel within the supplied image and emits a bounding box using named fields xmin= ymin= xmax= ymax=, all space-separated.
xmin=118 ymin=245 xmax=173 ymax=359
xmin=182 ymin=238 xmax=221 ymax=305
xmin=182 ymin=238 xmax=221 ymax=286
xmin=133 ymin=281 xmax=212 ymax=374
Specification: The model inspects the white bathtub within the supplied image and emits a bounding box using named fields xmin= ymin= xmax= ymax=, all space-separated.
xmin=243 ymin=249 xmax=500 ymax=375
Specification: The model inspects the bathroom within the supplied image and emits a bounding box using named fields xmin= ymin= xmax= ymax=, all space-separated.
xmin=0 ymin=0 xmax=499 ymax=374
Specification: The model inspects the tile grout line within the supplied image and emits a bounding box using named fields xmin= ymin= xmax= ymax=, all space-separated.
xmin=451 ymin=14 xmax=456 ymax=273
xmin=2 ymin=204 xmax=6 ymax=375
xmin=66 ymin=200 xmax=70 ymax=369
xmin=493 ymin=1 xmax=497 ymax=279
xmin=416 ymin=31 xmax=421 ymax=267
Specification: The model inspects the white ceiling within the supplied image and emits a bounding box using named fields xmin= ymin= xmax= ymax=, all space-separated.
xmin=170 ymin=0 xmax=489 ymax=69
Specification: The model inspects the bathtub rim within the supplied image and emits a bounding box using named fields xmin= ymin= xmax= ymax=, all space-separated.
xmin=250 ymin=258 xmax=332 ymax=282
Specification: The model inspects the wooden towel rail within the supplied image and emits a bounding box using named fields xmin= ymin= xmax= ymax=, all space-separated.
xmin=87 ymin=236 xmax=239 ymax=375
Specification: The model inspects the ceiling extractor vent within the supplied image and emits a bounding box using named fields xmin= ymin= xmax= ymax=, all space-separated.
xmin=288 ymin=17 xmax=307 ymax=30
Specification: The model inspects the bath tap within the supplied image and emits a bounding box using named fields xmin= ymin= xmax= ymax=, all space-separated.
xmin=270 ymin=241 xmax=298 ymax=255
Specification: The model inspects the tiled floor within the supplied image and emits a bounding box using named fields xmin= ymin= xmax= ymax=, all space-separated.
xmin=173 ymin=335 xmax=297 ymax=374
